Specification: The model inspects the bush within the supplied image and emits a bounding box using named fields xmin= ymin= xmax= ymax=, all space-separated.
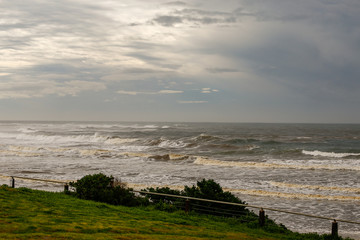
xmin=142 ymin=187 xmax=183 ymax=211
xmin=143 ymin=179 xmax=255 ymax=218
xmin=182 ymin=179 xmax=252 ymax=217
xmin=144 ymin=187 xmax=181 ymax=203
xmin=70 ymin=173 xmax=147 ymax=207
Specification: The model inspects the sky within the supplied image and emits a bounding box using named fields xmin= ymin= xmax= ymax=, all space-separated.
xmin=1 ymin=0 xmax=360 ymax=123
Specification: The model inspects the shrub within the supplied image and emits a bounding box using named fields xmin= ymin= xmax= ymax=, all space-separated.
xmin=144 ymin=187 xmax=181 ymax=203
xmin=143 ymin=187 xmax=183 ymax=211
xmin=70 ymin=173 xmax=147 ymax=207
xmin=182 ymin=179 xmax=252 ymax=217
xmin=143 ymin=179 xmax=255 ymax=218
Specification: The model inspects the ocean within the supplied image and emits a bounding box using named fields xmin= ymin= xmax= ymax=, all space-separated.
xmin=0 ymin=121 xmax=359 ymax=238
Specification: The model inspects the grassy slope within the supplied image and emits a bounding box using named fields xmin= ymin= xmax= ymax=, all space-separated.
xmin=0 ymin=186 xmax=345 ymax=240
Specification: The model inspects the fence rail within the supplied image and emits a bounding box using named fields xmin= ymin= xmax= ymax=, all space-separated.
xmin=132 ymin=190 xmax=360 ymax=225
xmin=2 ymin=175 xmax=360 ymax=237
xmin=8 ymin=175 xmax=67 ymax=184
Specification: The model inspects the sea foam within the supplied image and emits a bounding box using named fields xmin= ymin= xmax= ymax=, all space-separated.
xmin=194 ymin=156 xmax=360 ymax=171
xmin=269 ymin=181 xmax=360 ymax=193
xmin=302 ymin=150 xmax=360 ymax=158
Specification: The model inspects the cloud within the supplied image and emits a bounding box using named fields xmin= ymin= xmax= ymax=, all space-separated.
xmin=117 ymin=89 xmax=183 ymax=95
xmin=201 ymin=88 xmax=219 ymax=94
xmin=152 ymin=6 xmax=244 ymax=27
xmin=0 ymin=80 xmax=106 ymax=99
xmin=153 ymin=16 xmax=183 ymax=27
xmin=116 ymin=90 xmax=140 ymax=96
xmin=158 ymin=90 xmax=183 ymax=94
xmin=178 ymin=101 xmax=208 ymax=104
xmin=1 ymin=0 xmax=360 ymax=122
xmin=206 ymin=68 xmax=239 ymax=73
xmin=201 ymin=88 xmax=211 ymax=93
xmin=164 ymin=1 xmax=187 ymax=6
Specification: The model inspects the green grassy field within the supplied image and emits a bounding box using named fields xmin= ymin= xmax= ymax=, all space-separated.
xmin=0 ymin=186 xmax=348 ymax=240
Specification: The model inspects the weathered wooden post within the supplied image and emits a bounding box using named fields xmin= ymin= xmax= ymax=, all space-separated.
xmin=259 ymin=208 xmax=265 ymax=227
xmin=185 ymin=199 xmax=190 ymax=214
xmin=110 ymin=179 xmax=114 ymax=188
xmin=64 ymin=183 xmax=69 ymax=192
xmin=332 ymin=220 xmax=338 ymax=237
xmin=11 ymin=177 xmax=15 ymax=188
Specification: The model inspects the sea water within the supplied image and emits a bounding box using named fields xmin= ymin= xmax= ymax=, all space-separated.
xmin=0 ymin=121 xmax=359 ymax=238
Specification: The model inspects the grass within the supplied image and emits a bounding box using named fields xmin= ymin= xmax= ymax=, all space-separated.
xmin=0 ymin=185 xmax=350 ymax=240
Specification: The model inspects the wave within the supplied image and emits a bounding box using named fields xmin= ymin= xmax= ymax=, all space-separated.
xmin=17 ymin=127 xmax=38 ymax=133
xmin=8 ymin=145 xmax=44 ymax=152
xmin=1 ymin=143 xmax=191 ymax=161
xmin=204 ymin=144 xmax=260 ymax=151
xmin=148 ymin=154 xmax=190 ymax=161
xmin=269 ymin=181 xmax=360 ymax=194
xmin=79 ymin=149 xmax=112 ymax=157
xmin=226 ymin=188 xmax=360 ymax=201
xmin=225 ymin=138 xmax=259 ymax=144
xmin=146 ymin=138 xmax=189 ymax=148
xmin=126 ymin=183 xmax=184 ymax=191
xmin=302 ymin=150 xmax=360 ymax=158
xmin=193 ymin=134 xmax=222 ymax=142
xmin=194 ymin=157 xmax=360 ymax=171
xmin=296 ymin=137 xmax=312 ymax=140
xmin=79 ymin=124 xmax=161 ymax=130
xmin=120 ymin=152 xmax=191 ymax=161
xmin=104 ymin=138 xmax=138 ymax=145
xmin=0 ymin=149 xmax=43 ymax=157
xmin=125 ymin=182 xmax=360 ymax=201
xmin=158 ymin=139 xmax=188 ymax=148
xmin=9 ymin=133 xmax=106 ymax=144
xmin=1 ymin=131 xmax=139 ymax=146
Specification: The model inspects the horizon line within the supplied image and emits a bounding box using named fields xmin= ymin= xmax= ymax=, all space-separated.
xmin=0 ymin=119 xmax=359 ymax=125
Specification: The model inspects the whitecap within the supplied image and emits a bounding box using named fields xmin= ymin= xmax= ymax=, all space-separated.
xmin=194 ymin=156 xmax=360 ymax=171
xmin=302 ymin=150 xmax=360 ymax=158
xmin=269 ymin=181 xmax=360 ymax=194
xmin=17 ymin=127 xmax=38 ymax=133
xmin=104 ymin=138 xmax=138 ymax=145
xmin=158 ymin=139 xmax=187 ymax=148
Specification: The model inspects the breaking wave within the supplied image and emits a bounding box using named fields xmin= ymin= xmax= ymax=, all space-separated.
xmin=226 ymin=188 xmax=360 ymax=201
xmin=18 ymin=127 xmax=38 ymax=133
xmin=0 ymin=149 xmax=43 ymax=157
xmin=269 ymin=181 xmax=360 ymax=194
xmin=1 ymin=131 xmax=138 ymax=146
xmin=194 ymin=157 xmax=360 ymax=171
xmin=158 ymin=139 xmax=188 ymax=148
xmin=192 ymin=134 xmax=222 ymax=142
xmin=147 ymin=154 xmax=191 ymax=161
xmin=302 ymin=150 xmax=360 ymax=158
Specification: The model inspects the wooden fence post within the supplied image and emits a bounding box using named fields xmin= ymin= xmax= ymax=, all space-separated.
xmin=64 ymin=183 xmax=69 ymax=192
xmin=185 ymin=199 xmax=190 ymax=213
xmin=11 ymin=177 xmax=15 ymax=188
xmin=332 ymin=220 xmax=338 ymax=237
xmin=259 ymin=208 xmax=265 ymax=227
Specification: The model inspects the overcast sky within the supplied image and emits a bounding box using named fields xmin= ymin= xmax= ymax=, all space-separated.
xmin=1 ymin=0 xmax=359 ymax=123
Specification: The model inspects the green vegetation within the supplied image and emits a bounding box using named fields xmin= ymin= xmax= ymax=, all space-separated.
xmin=69 ymin=173 xmax=147 ymax=207
xmin=0 ymin=185 xmax=351 ymax=240
xmin=143 ymin=178 xmax=252 ymax=217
